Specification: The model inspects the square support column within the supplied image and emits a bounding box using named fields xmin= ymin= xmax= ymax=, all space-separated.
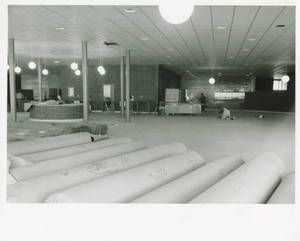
xmin=125 ymin=49 xmax=131 ymax=123
xmin=37 ymin=58 xmax=42 ymax=102
xmin=82 ymin=41 xmax=88 ymax=123
xmin=8 ymin=38 xmax=16 ymax=122
xmin=120 ymin=56 xmax=125 ymax=118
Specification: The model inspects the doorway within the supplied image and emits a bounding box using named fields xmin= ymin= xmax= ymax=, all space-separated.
xmin=103 ymin=84 xmax=115 ymax=112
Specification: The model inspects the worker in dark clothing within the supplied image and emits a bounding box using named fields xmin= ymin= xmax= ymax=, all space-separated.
xmin=199 ymin=93 xmax=206 ymax=112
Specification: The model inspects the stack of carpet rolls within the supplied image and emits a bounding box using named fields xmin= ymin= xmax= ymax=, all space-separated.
xmin=7 ymin=132 xmax=294 ymax=203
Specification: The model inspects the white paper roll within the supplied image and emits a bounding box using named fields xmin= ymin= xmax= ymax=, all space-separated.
xmin=132 ymin=155 xmax=243 ymax=203
xmin=10 ymin=142 xmax=146 ymax=181
xmin=18 ymin=137 xmax=133 ymax=163
xmin=7 ymin=142 xmax=187 ymax=203
xmin=189 ymin=152 xmax=286 ymax=204
xmin=7 ymin=132 xmax=92 ymax=155
xmin=45 ymin=151 xmax=205 ymax=203
xmin=267 ymin=172 xmax=295 ymax=204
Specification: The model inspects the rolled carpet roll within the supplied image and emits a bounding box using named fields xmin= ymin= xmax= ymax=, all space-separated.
xmin=7 ymin=132 xmax=92 ymax=156
xmin=267 ymin=172 xmax=295 ymax=204
xmin=8 ymin=173 xmax=17 ymax=185
xmin=10 ymin=142 xmax=146 ymax=181
xmin=132 ymin=155 xmax=243 ymax=203
xmin=189 ymin=152 xmax=286 ymax=204
xmin=45 ymin=151 xmax=204 ymax=203
xmin=7 ymin=154 xmax=33 ymax=168
xmin=87 ymin=123 xmax=108 ymax=135
xmin=8 ymin=142 xmax=187 ymax=203
xmin=17 ymin=138 xmax=133 ymax=163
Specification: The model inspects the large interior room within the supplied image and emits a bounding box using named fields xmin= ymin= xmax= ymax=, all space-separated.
xmin=6 ymin=5 xmax=295 ymax=204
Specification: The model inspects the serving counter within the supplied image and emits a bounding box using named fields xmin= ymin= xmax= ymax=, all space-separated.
xmin=30 ymin=103 xmax=83 ymax=122
xmin=165 ymin=103 xmax=201 ymax=115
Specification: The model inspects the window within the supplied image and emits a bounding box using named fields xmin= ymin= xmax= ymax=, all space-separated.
xmin=68 ymin=87 xmax=74 ymax=97
xmin=273 ymin=80 xmax=287 ymax=91
xmin=214 ymin=92 xmax=245 ymax=100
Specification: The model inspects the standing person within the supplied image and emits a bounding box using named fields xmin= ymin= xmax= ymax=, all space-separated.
xmin=199 ymin=93 xmax=206 ymax=112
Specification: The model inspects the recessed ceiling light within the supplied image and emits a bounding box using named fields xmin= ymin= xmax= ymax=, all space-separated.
xmin=54 ymin=60 xmax=60 ymax=64
xmin=243 ymin=49 xmax=249 ymax=52
xmin=216 ymin=26 xmax=227 ymax=29
xmin=55 ymin=27 xmax=65 ymax=31
xmin=248 ymin=38 xmax=256 ymax=41
xmin=124 ymin=8 xmax=136 ymax=13
xmin=140 ymin=36 xmax=149 ymax=41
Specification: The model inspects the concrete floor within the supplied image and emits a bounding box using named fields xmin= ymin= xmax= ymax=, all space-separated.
xmin=7 ymin=110 xmax=295 ymax=173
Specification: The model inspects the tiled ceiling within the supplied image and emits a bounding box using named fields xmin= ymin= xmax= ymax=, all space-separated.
xmin=8 ymin=5 xmax=295 ymax=78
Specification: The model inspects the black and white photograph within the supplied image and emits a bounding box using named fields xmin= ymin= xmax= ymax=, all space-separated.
xmin=0 ymin=0 xmax=298 ymax=240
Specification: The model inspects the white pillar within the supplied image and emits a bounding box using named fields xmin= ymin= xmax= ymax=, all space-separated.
xmin=125 ymin=49 xmax=131 ymax=123
xmin=37 ymin=58 xmax=42 ymax=102
xmin=8 ymin=38 xmax=16 ymax=121
xmin=82 ymin=41 xmax=88 ymax=122
xmin=120 ymin=56 xmax=125 ymax=118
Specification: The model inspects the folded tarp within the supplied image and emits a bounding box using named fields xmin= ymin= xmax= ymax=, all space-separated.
xmin=10 ymin=142 xmax=146 ymax=181
xmin=267 ymin=172 xmax=295 ymax=204
xmin=7 ymin=132 xmax=92 ymax=156
xmin=45 ymin=151 xmax=205 ymax=203
xmin=189 ymin=152 xmax=286 ymax=204
xmin=16 ymin=137 xmax=133 ymax=163
xmin=132 ymin=155 xmax=243 ymax=203
xmin=7 ymin=142 xmax=187 ymax=203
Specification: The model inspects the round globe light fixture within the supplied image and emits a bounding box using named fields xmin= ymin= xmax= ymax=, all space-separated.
xmin=28 ymin=61 xmax=37 ymax=70
xmin=281 ymin=75 xmax=290 ymax=83
xmin=208 ymin=77 xmax=216 ymax=85
xmin=97 ymin=65 xmax=106 ymax=75
xmin=74 ymin=69 xmax=81 ymax=76
xmin=70 ymin=62 xmax=78 ymax=70
xmin=159 ymin=3 xmax=194 ymax=24
xmin=42 ymin=68 xmax=49 ymax=76
xmin=14 ymin=66 xmax=22 ymax=74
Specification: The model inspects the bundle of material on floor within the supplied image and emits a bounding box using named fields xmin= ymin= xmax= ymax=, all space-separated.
xmin=10 ymin=142 xmax=146 ymax=181
xmin=45 ymin=151 xmax=205 ymax=203
xmin=132 ymin=155 xmax=243 ymax=203
xmin=15 ymin=137 xmax=133 ymax=163
xmin=267 ymin=172 xmax=295 ymax=204
xmin=7 ymin=132 xmax=92 ymax=156
xmin=189 ymin=152 xmax=286 ymax=204
xmin=7 ymin=142 xmax=188 ymax=203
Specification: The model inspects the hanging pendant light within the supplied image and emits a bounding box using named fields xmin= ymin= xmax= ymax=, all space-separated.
xmin=70 ymin=62 xmax=78 ymax=70
xmin=74 ymin=69 xmax=81 ymax=76
xmin=209 ymin=77 xmax=216 ymax=85
xmin=281 ymin=75 xmax=290 ymax=83
xmin=42 ymin=68 xmax=49 ymax=75
xmin=15 ymin=66 xmax=22 ymax=74
xmin=97 ymin=65 xmax=106 ymax=75
xmin=28 ymin=61 xmax=37 ymax=70
xmin=159 ymin=3 xmax=194 ymax=24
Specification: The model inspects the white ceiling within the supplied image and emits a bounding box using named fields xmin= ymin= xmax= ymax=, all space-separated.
xmin=8 ymin=5 xmax=295 ymax=78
